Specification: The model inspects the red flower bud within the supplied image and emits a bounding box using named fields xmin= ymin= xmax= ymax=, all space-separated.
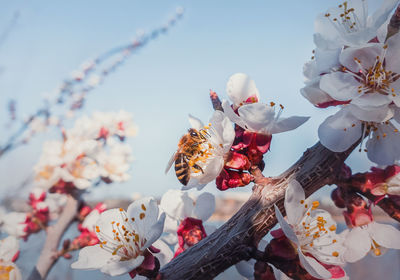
xmin=224 ymin=152 xmax=251 ymax=170
xmin=216 ymin=169 xmax=251 ymax=190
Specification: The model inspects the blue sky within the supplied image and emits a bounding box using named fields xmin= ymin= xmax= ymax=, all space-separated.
xmin=0 ymin=0 xmax=380 ymax=199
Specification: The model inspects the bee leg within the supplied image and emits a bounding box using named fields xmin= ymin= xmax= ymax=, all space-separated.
xmin=192 ymin=163 xmax=204 ymax=174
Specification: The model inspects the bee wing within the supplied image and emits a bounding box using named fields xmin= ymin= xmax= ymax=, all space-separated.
xmin=165 ymin=151 xmax=177 ymax=174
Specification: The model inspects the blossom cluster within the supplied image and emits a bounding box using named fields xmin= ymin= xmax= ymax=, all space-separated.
xmin=165 ymin=73 xmax=309 ymax=192
xmin=34 ymin=111 xmax=136 ymax=193
xmin=302 ymin=0 xmax=400 ymax=165
xmin=1 ymin=188 xmax=65 ymax=240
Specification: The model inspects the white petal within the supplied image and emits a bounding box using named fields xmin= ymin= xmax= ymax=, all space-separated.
xmin=235 ymin=260 xmax=256 ymax=279
xmin=268 ymin=116 xmax=310 ymax=134
xmin=314 ymin=47 xmax=341 ymax=74
xmin=370 ymin=0 xmax=400 ymax=33
xmin=127 ymin=197 xmax=159 ymax=238
xmin=366 ymin=122 xmax=400 ymax=165
xmin=318 ymin=108 xmax=362 ymax=152
xmin=160 ymin=190 xmax=194 ymax=221
xmin=188 ymin=114 xmax=204 ymax=131
xmin=237 ymin=103 xmax=275 ymax=132
xmin=152 ymin=239 xmax=174 ymax=267
xmin=349 ymin=104 xmax=394 ymax=122
xmin=301 ymin=78 xmax=335 ymax=106
xmin=298 ymin=248 xmax=332 ymax=279
xmin=71 ymin=245 xmax=111 ymax=270
xmin=193 ymin=192 xmax=215 ymax=221
xmin=221 ymin=99 xmax=247 ymax=127
xmin=274 ymin=204 xmax=299 ymax=244
xmin=8 ymin=263 xmax=22 ymax=280
xmin=226 ymin=73 xmax=259 ymax=107
xmin=161 ymin=233 xmax=178 ymax=246
xmin=395 ymin=108 xmax=400 ymax=123
xmin=390 ymin=79 xmax=400 ymax=107
xmin=351 ymin=94 xmax=391 ymax=110
xmin=339 ymin=44 xmax=382 ymax=72
xmin=368 ymin=222 xmax=400 ymax=249
xmin=0 ymin=236 xmax=19 ymax=261
xmin=143 ymin=212 xmax=166 ymax=250
xmin=209 ymin=110 xmax=235 ymax=152
xmin=320 ymin=72 xmax=360 ymax=101
xmin=387 ymin=186 xmax=400 ymax=195
xmin=386 ymin=32 xmax=400 ymax=72
xmin=343 ymin=227 xmax=371 ymax=263
xmin=100 ymin=255 xmax=145 ymax=276
xmin=189 ymin=156 xmax=225 ymax=186
xmin=284 ymin=180 xmax=306 ymax=225
xmin=163 ymin=215 xmax=179 ymax=234
xmin=96 ymin=209 xmax=126 ymax=236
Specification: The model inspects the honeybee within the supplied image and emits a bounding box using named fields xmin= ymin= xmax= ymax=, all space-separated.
xmin=165 ymin=128 xmax=209 ymax=185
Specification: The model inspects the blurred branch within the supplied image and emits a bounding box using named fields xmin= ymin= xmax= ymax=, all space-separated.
xmin=32 ymin=194 xmax=79 ymax=279
xmin=0 ymin=7 xmax=184 ymax=158
xmin=0 ymin=10 xmax=20 ymax=49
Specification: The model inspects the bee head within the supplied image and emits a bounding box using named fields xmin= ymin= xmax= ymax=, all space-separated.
xmin=188 ymin=128 xmax=199 ymax=138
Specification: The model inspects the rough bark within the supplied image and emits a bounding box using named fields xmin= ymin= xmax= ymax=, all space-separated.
xmin=159 ymin=141 xmax=355 ymax=280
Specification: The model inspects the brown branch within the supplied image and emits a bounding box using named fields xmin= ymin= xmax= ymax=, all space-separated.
xmin=33 ymin=195 xmax=79 ymax=279
xmin=159 ymin=141 xmax=356 ymax=279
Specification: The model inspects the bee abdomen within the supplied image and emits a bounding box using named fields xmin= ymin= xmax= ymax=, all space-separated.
xmin=175 ymin=154 xmax=190 ymax=186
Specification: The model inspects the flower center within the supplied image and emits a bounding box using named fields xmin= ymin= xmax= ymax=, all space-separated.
xmin=295 ymin=200 xmax=339 ymax=257
xmin=324 ymin=1 xmax=366 ymax=34
xmin=95 ymin=208 xmax=143 ymax=261
xmin=349 ymin=50 xmax=400 ymax=96
xmin=182 ymin=225 xmax=206 ymax=247
xmin=0 ymin=265 xmax=14 ymax=280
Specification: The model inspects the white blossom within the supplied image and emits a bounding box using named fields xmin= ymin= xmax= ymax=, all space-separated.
xmin=222 ymin=100 xmax=309 ymax=135
xmin=275 ymin=180 xmax=346 ymax=279
xmin=342 ymin=221 xmax=400 ymax=262
xmin=71 ymin=197 xmax=165 ymax=277
xmin=0 ymin=236 xmax=21 ymax=280
xmin=318 ymin=105 xmax=400 ymax=165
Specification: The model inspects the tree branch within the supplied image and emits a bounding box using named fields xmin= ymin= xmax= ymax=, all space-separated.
xmin=32 ymin=195 xmax=79 ymax=279
xmin=159 ymin=141 xmax=356 ymax=279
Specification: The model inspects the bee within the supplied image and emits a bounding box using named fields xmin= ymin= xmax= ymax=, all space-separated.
xmin=165 ymin=128 xmax=210 ymax=185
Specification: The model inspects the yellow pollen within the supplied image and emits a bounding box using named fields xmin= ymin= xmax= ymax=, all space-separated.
xmin=374 ymin=248 xmax=381 ymax=256
xmin=270 ymin=102 xmax=275 ymax=107
xmin=312 ymin=201 xmax=319 ymax=209
xmin=140 ymin=213 xmax=145 ymax=220
xmin=333 ymin=239 xmax=337 ymax=243
xmin=141 ymin=204 xmax=147 ymax=211
xmin=332 ymin=251 xmax=339 ymax=257
xmin=304 ymin=204 xmax=308 ymax=208
xmin=329 ymin=225 xmax=337 ymax=231
xmin=131 ymin=218 xmax=135 ymax=222
xmin=300 ymin=200 xmax=304 ymax=204
xmin=119 ymin=208 xmax=123 ymax=212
